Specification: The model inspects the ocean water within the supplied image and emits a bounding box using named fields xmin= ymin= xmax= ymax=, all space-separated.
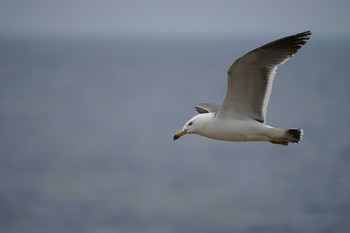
xmin=0 ymin=35 xmax=350 ymax=233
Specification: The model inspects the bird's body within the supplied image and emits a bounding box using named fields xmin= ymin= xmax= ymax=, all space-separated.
xmin=190 ymin=113 xmax=272 ymax=142
xmin=178 ymin=112 xmax=300 ymax=145
xmin=174 ymin=31 xmax=311 ymax=146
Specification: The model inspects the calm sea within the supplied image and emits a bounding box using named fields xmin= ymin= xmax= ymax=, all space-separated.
xmin=0 ymin=35 xmax=349 ymax=233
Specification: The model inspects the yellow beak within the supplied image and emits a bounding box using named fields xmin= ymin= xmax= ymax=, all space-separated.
xmin=173 ymin=129 xmax=187 ymax=140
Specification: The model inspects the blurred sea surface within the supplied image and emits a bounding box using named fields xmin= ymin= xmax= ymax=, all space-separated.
xmin=0 ymin=34 xmax=350 ymax=233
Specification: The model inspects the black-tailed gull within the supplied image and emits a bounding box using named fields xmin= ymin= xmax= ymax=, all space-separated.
xmin=174 ymin=31 xmax=311 ymax=146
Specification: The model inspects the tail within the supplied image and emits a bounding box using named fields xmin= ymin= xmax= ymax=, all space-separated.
xmin=270 ymin=128 xmax=303 ymax=146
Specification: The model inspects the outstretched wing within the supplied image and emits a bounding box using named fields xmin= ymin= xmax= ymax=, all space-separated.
xmin=217 ymin=31 xmax=311 ymax=123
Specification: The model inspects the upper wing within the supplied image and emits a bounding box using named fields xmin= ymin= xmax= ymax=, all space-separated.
xmin=217 ymin=31 xmax=311 ymax=123
xmin=195 ymin=103 xmax=221 ymax=114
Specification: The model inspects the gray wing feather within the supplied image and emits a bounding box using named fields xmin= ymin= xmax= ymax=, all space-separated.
xmin=217 ymin=31 xmax=311 ymax=123
xmin=195 ymin=103 xmax=221 ymax=114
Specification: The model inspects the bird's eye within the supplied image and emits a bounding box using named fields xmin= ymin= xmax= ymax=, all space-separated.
xmin=188 ymin=122 xmax=193 ymax=126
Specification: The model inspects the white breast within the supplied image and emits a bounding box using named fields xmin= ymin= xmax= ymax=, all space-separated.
xmin=198 ymin=117 xmax=272 ymax=142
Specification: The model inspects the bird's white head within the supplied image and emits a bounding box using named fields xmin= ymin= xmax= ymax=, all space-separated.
xmin=173 ymin=113 xmax=213 ymax=140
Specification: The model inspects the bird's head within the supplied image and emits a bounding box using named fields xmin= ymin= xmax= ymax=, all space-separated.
xmin=173 ymin=113 xmax=211 ymax=140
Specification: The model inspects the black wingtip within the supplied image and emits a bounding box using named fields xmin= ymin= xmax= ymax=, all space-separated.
xmin=299 ymin=30 xmax=312 ymax=36
xmin=296 ymin=30 xmax=312 ymax=42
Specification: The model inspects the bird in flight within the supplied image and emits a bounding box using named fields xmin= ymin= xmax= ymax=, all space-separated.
xmin=174 ymin=31 xmax=311 ymax=145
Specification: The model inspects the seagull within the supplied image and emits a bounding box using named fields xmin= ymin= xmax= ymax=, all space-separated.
xmin=173 ymin=31 xmax=311 ymax=145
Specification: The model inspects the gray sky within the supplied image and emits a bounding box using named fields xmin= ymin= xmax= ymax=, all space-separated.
xmin=0 ymin=0 xmax=349 ymax=37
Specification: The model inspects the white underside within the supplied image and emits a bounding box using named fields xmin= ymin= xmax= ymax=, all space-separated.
xmin=193 ymin=117 xmax=284 ymax=142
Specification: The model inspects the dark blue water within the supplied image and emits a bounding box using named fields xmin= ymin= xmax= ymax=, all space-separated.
xmin=1 ymin=35 xmax=350 ymax=233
